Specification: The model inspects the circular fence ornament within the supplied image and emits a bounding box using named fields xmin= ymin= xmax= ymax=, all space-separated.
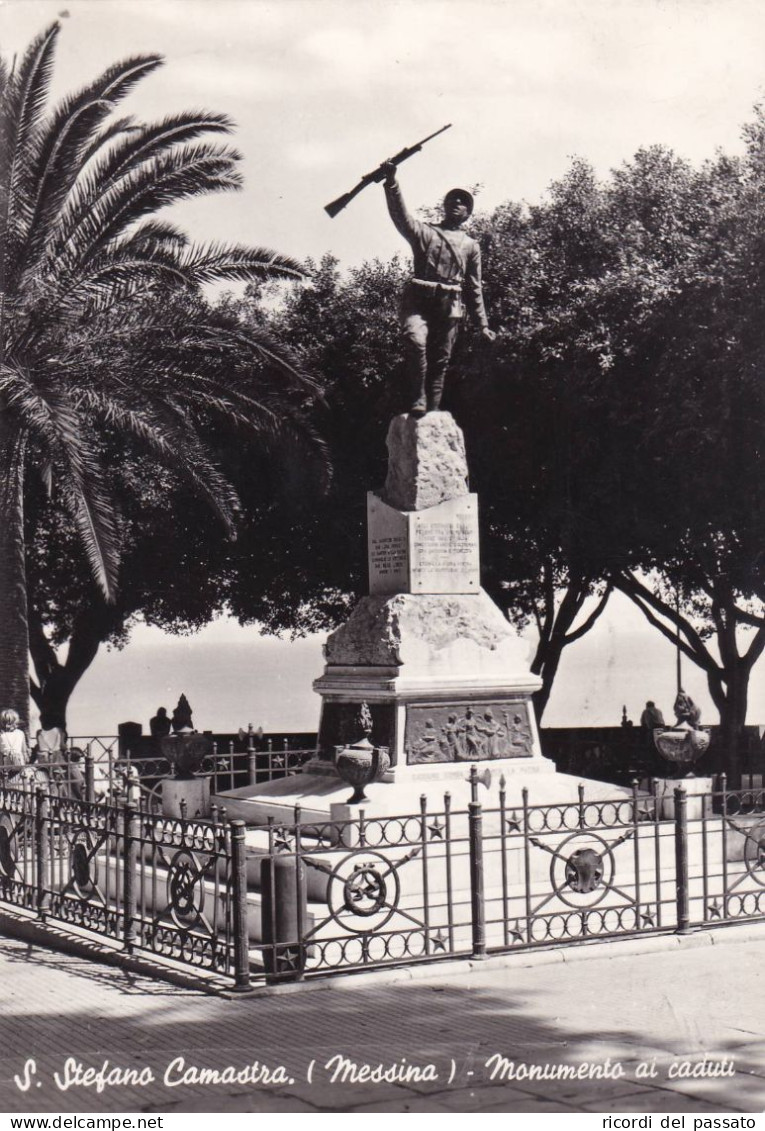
xmin=326 ymin=850 xmax=402 ymax=933
xmin=167 ymin=849 xmax=205 ymax=925
xmin=0 ymin=814 xmax=17 ymax=877
xmin=742 ymin=820 xmax=765 ymax=886
xmin=548 ymin=831 xmax=616 ymax=909
xmin=70 ymin=832 xmax=98 ymax=897
xmin=564 ymin=847 xmax=604 ymax=894
xmin=343 ymin=863 xmax=388 ymax=917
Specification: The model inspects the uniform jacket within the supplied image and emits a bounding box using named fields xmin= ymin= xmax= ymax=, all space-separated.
xmin=385 ymin=180 xmax=490 ymax=329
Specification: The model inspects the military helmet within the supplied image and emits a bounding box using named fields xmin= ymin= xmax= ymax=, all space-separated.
xmin=443 ymin=187 xmax=474 ymax=216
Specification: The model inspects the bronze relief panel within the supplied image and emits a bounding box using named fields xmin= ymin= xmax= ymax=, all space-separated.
xmin=405 ymin=702 xmax=534 ymax=764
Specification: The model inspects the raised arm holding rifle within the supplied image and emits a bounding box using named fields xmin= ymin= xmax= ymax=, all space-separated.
xmin=382 ymin=163 xmax=495 ymax=415
xmin=324 ymin=124 xmax=495 ymax=415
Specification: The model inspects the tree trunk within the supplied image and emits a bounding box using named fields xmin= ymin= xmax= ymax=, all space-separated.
xmin=711 ymin=661 xmax=750 ymax=786
xmin=0 ymin=418 xmax=30 ymax=729
xmin=531 ymin=634 xmax=568 ymax=723
xmin=29 ymin=597 xmax=118 ymax=731
xmin=530 ymin=575 xmax=599 ymax=723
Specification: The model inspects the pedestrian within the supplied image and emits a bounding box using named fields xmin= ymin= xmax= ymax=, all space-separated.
xmin=0 ymin=708 xmax=31 ymax=783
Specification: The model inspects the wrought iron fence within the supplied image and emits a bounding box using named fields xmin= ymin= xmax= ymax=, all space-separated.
xmin=0 ymin=780 xmax=250 ymax=988
xmin=0 ymin=767 xmax=763 ymax=991
xmin=685 ymin=774 xmax=765 ymax=928
xmin=256 ymin=771 xmax=675 ymax=981
xmin=254 ymin=772 xmax=765 ymax=985
xmin=52 ymin=738 xmax=314 ymax=808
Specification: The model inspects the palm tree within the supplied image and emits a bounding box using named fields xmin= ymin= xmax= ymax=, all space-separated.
xmin=0 ymin=23 xmax=326 ymax=725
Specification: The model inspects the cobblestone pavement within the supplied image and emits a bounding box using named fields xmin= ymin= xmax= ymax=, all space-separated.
xmin=1 ymin=927 xmax=764 ymax=1114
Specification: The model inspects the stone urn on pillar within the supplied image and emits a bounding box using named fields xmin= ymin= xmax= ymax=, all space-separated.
xmin=334 ymin=702 xmax=390 ymax=804
xmin=653 ymin=689 xmax=710 ymax=776
xmin=160 ymin=695 xmax=212 ymax=818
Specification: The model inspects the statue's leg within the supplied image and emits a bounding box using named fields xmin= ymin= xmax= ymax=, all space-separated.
xmin=402 ymin=307 xmax=428 ymax=414
xmin=426 ymin=319 xmax=461 ymax=411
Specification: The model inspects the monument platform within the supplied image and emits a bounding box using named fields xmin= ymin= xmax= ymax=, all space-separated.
xmin=213 ymin=761 xmax=635 ymax=826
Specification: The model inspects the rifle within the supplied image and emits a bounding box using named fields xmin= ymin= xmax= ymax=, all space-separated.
xmin=324 ymin=124 xmax=452 ymax=219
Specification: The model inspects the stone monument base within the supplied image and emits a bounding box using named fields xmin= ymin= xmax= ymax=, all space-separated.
xmin=313 ymin=589 xmax=547 ymax=774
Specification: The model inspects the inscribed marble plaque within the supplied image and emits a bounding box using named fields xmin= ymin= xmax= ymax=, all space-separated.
xmin=409 ymin=496 xmax=479 ymax=593
xmin=367 ymin=493 xmax=480 ymax=595
xmin=367 ymin=495 xmax=409 ymax=594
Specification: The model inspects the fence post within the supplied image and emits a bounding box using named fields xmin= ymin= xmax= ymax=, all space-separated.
xmin=123 ymin=803 xmax=138 ymax=952
xmin=34 ymin=787 xmax=48 ymax=920
xmin=468 ymin=765 xmax=486 ymax=959
xmin=261 ymin=850 xmax=306 ymax=985
xmin=84 ymin=752 xmax=95 ymax=804
xmin=229 ymin=820 xmax=252 ymax=992
xmin=248 ymin=748 xmax=258 ymax=786
xmin=673 ymin=786 xmax=691 ymax=934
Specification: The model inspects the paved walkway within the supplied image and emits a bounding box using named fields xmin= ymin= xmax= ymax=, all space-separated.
xmin=1 ymin=926 xmax=764 ymax=1114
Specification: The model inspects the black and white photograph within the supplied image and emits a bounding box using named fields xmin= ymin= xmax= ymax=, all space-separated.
xmin=0 ymin=0 xmax=764 ymax=1119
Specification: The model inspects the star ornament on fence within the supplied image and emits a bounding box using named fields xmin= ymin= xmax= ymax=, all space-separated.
xmin=428 ymin=817 xmax=444 ymax=841
xmin=274 ymin=830 xmax=295 ymax=853
xmin=505 ymin=812 xmax=521 ymax=834
xmin=430 ymin=929 xmax=449 ymax=953
xmin=640 ymin=906 xmax=656 ymax=929
xmin=277 ymin=946 xmax=303 ymax=972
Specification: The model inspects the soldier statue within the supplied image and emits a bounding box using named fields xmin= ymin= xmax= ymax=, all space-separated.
xmin=382 ymin=162 xmax=496 ymax=416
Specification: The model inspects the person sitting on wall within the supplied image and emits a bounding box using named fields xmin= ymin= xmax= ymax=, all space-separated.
xmin=640 ymin=701 xmax=666 ymax=729
xmin=149 ymin=707 xmax=172 ymax=738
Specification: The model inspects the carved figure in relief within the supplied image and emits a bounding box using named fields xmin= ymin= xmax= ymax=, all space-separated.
xmin=410 ymin=718 xmax=441 ymax=762
xmin=406 ymin=704 xmax=534 ymax=764
xmin=441 ymin=713 xmax=461 ymax=760
xmin=476 ymin=708 xmax=505 ymax=758
xmin=505 ymin=711 xmax=532 ymax=754
xmin=462 ymin=707 xmax=481 ymax=759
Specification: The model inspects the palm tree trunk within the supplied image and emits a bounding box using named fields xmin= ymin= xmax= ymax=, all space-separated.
xmin=0 ymin=416 xmax=30 ymax=729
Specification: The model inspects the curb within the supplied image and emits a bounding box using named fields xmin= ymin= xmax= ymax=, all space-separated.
xmin=0 ymin=907 xmax=229 ymax=996
xmin=2 ymin=901 xmax=764 ymax=1001
xmin=245 ymin=918 xmax=765 ymax=997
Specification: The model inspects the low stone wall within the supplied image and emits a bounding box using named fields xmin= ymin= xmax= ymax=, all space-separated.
xmin=542 ymin=724 xmax=765 ymax=786
xmin=117 ymin=729 xmax=317 ymax=760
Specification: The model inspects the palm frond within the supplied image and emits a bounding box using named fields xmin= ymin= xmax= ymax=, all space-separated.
xmin=2 ymin=368 xmax=120 ymax=598
xmin=178 ymin=242 xmax=306 ymax=284
xmin=77 ymin=114 xmax=138 ymax=168
xmin=48 ymin=143 xmax=242 ymax=278
xmin=73 ymin=388 xmax=241 ymax=533
xmin=3 ymin=24 xmax=59 ymax=204
xmin=17 ymin=53 xmax=164 ymax=277
xmin=55 ymin=111 xmax=235 ymax=253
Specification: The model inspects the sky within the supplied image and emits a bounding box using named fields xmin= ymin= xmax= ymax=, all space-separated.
xmin=1 ymin=0 xmax=764 ymax=736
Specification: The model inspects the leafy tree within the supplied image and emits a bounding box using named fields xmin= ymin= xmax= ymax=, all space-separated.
xmin=0 ymin=23 xmax=325 ymax=725
xmin=463 ymin=140 xmax=764 ymax=768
